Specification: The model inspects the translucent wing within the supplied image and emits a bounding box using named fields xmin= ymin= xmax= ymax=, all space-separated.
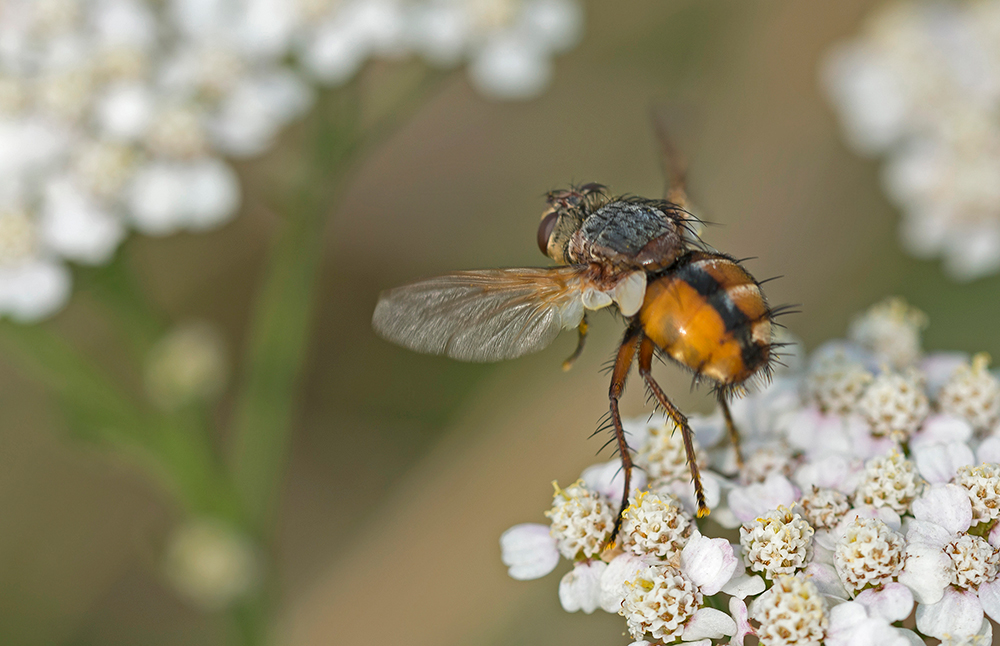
xmin=372 ymin=266 xmax=589 ymax=362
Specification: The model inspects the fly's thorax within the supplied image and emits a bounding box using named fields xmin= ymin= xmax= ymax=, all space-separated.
xmin=566 ymin=198 xmax=688 ymax=269
xmin=640 ymin=251 xmax=772 ymax=385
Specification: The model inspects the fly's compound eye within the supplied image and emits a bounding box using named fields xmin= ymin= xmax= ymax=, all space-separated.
xmin=579 ymin=182 xmax=605 ymax=195
xmin=537 ymin=210 xmax=558 ymax=256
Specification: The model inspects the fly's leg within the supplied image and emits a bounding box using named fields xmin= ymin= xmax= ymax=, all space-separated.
xmin=562 ymin=313 xmax=589 ymax=371
xmin=606 ymin=322 xmax=641 ymax=544
xmin=718 ymin=394 xmax=745 ymax=471
xmin=637 ymin=335 xmax=710 ymax=517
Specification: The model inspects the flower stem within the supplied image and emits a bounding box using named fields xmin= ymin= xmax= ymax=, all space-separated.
xmin=226 ymin=91 xmax=358 ymax=536
xmin=0 ymin=321 xmax=237 ymax=517
xmin=227 ymin=67 xmax=450 ymax=537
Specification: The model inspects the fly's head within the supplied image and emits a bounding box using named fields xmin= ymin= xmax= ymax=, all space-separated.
xmin=537 ymin=183 xmax=610 ymax=264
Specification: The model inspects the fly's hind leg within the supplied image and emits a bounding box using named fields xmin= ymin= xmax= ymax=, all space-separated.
xmin=562 ymin=313 xmax=589 ymax=371
xmin=718 ymin=394 xmax=745 ymax=471
xmin=637 ymin=335 xmax=710 ymax=517
xmin=606 ymin=322 xmax=641 ymax=544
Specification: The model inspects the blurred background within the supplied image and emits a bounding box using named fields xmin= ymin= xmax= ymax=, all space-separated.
xmin=2 ymin=0 xmax=999 ymax=644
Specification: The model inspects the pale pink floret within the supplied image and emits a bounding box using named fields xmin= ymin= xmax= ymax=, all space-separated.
xmin=558 ymin=560 xmax=605 ymax=613
xmin=581 ymin=459 xmax=646 ymax=503
xmin=977 ymin=437 xmax=1000 ymax=464
xmin=915 ymin=587 xmax=984 ymax=640
xmin=912 ymin=441 xmax=974 ymax=484
xmin=824 ymin=600 xmax=921 ymax=646
xmin=681 ymin=607 xmax=736 ymax=642
xmin=855 ymin=582 xmax=914 ymax=622
xmin=728 ymin=596 xmax=754 ymax=646
xmin=499 ymin=523 xmax=559 ymax=580
xmin=680 ymin=531 xmax=738 ymax=596
xmin=909 ymin=414 xmax=973 ymax=449
xmin=727 ymin=473 xmax=799 ymax=523
xmin=599 ymin=552 xmax=648 ymax=613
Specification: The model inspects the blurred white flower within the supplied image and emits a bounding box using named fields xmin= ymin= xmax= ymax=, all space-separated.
xmin=163 ymin=517 xmax=260 ymax=610
xmin=298 ymin=0 xmax=584 ymax=100
xmin=848 ymin=296 xmax=927 ymax=370
xmin=145 ymin=322 xmax=229 ymax=409
xmin=822 ymin=0 xmax=1000 ymax=280
xmin=938 ymin=353 xmax=1000 ymax=434
xmin=0 ymin=0 xmax=584 ymax=321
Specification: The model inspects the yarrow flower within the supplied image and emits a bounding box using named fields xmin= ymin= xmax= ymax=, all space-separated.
xmin=849 ymin=296 xmax=927 ymax=370
xmin=834 ymin=517 xmax=906 ymax=595
xmin=798 ymin=486 xmax=851 ymax=530
xmin=749 ymin=574 xmax=827 ymax=646
xmin=740 ymin=507 xmax=814 ymax=579
xmin=938 ymin=353 xmax=1000 ymax=434
xmin=823 ymin=0 xmax=1000 ymax=280
xmin=956 ymin=463 xmax=1000 ymax=527
xmin=0 ymin=0 xmax=585 ymax=320
xmin=545 ymin=480 xmax=613 ymax=560
xmin=498 ymin=296 xmax=1000 ymax=642
xmin=857 ymin=370 xmax=929 ymax=441
xmin=806 ymin=353 xmax=873 ymax=415
xmin=621 ymin=563 xmax=701 ymax=641
xmin=619 ymin=490 xmax=691 ymax=560
xmin=853 ymin=450 xmax=923 ymax=514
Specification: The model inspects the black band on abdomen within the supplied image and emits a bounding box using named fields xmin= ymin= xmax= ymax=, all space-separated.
xmin=676 ymin=258 xmax=768 ymax=374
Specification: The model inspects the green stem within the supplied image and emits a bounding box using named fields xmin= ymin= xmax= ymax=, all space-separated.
xmin=76 ymin=248 xmax=168 ymax=359
xmin=0 ymin=322 xmax=235 ymax=517
xmin=226 ymin=103 xmax=354 ymax=535
xmin=227 ymin=68 xmax=450 ymax=537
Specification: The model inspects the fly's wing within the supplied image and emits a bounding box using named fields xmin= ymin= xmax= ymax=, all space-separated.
xmin=372 ymin=266 xmax=588 ymax=362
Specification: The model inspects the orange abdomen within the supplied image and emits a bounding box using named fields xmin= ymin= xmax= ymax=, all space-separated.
xmin=639 ymin=252 xmax=772 ymax=385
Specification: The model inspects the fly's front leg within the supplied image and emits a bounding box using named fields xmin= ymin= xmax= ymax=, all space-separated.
xmin=718 ymin=394 xmax=745 ymax=471
xmin=637 ymin=335 xmax=710 ymax=517
xmin=606 ymin=322 xmax=641 ymax=544
xmin=562 ymin=313 xmax=589 ymax=371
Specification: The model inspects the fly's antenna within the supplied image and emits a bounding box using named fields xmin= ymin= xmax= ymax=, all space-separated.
xmin=650 ymin=106 xmax=689 ymax=209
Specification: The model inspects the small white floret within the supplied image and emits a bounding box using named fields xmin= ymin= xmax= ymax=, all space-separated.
xmin=834 ymin=517 xmax=905 ymax=595
xmin=854 ymin=450 xmax=923 ymax=514
xmin=955 ymin=463 xmax=1000 ymax=525
xmin=750 ymin=574 xmax=827 ymax=646
xmin=558 ymin=560 xmax=605 ymax=613
xmin=740 ymin=507 xmax=814 ymax=579
xmin=500 ymin=522 xmax=559 ymax=580
xmin=545 ymin=481 xmax=614 ymax=560
xmin=680 ymin=530 xmax=737 ymax=595
xmin=916 ymin=586 xmax=985 ymax=641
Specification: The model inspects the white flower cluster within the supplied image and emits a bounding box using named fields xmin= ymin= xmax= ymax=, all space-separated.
xmin=500 ymin=297 xmax=1000 ymax=644
xmin=823 ymin=0 xmax=1000 ymax=281
xmin=0 ymin=0 xmax=584 ymax=321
